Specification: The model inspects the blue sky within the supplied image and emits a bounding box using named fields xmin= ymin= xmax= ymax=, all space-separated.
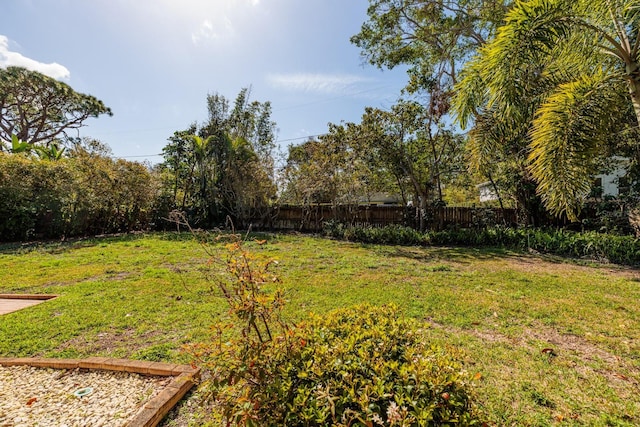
xmin=1 ymin=0 xmax=409 ymax=163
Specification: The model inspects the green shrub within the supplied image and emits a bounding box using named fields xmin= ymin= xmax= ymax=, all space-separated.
xmin=324 ymin=222 xmax=640 ymax=266
xmin=0 ymin=152 xmax=162 ymax=241
xmin=325 ymin=222 xmax=426 ymax=246
xmin=323 ymin=219 xmax=348 ymax=239
xmin=189 ymin=231 xmax=479 ymax=426
xmin=196 ymin=304 xmax=479 ymax=426
xmin=281 ymin=305 xmax=478 ymax=426
xmin=0 ymin=154 xmax=74 ymax=240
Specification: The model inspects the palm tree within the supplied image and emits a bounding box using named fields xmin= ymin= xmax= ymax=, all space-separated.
xmin=454 ymin=0 xmax=640 ymax=220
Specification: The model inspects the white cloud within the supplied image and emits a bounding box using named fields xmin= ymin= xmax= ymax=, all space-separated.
xmin=0 ymin=35 xmax=70 ymax=80
xmin=267 ymin=73 xmax=374 ymax=94
xmin=191 ymin=19 xmax=215 ymax=44
xmin=189 ymin=0 xmax=261 ymax=45
xmin=191 ymin=16 xmax=235 ymax=44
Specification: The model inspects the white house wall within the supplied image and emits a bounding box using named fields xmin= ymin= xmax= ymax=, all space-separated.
xmin=595 ymin=166 xmax=626 ymax=197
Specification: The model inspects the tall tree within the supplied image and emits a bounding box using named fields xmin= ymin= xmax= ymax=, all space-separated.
xmin=161 ymin=124 xmax=198 ymax=207
xmin=454 ymin=0 xmax=640 ymax=220
xmin=161 ymin=89 xmax=277 ymax=227
xmin=202 ymin=88 xmax=277 ymax=225
xmin=354 ymin=100 xmax=465 ymax=229
xmin=281 ymin=99 xmax=465 ymax=229
xmin=351 ymin=0 xmax=510 ymax=93
xmin=280 ymin=131 xmax=372 ymax=208
xmin=352 ymin=0 xmax=517 ymax=220
xmin=0 ymin=67 xmax=112 ymax=149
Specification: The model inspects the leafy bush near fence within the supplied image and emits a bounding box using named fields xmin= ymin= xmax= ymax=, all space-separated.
xmin=325 ymin=221 xmax=427 ymax=246
xmin=0 ymin=154 xmax=73 ymax=241
xmin=325 ymin=223 xmax=640 ymax=266
xmin=523 ymin=228 xmax=640 ymax=265
xmin=0 ymin=153 xmax=162 ymax=241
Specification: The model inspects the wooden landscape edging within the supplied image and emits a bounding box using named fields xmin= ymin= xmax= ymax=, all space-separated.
xmin=0 ymin=356 xmax=200 ymax=427
xmin=0 ymin=294 xmax=57 ymax=300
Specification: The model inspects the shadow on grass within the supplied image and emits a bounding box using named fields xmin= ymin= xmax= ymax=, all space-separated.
xmin=156 ymin=229 xmax=282 ymax=246
xmin=0 ymin=232 xmax=151 ymax=255
xmin=371 ymin=243 xmax=609 ymax=268
xmin=370 ymin=245 xmax=518 ymax=264
xmin=0 ymin=230 xmax=284 ymax=255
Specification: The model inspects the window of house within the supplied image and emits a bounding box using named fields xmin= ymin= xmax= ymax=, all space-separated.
xmin=591 ymin=177 xmax=603 ymax=198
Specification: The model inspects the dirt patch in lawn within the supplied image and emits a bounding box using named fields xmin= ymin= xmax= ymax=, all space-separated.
xmin=520 ymin=327 xmax=621 ymax=366
xmin=507 ymin=254 xmax=640 ymax=280
xmin=519 ymin=325 xmax=639 ymax=390
xmin=429 ymin=319 xmax=640 ymax=389
xmin=55 ymin=328 xmax=166 ymax=357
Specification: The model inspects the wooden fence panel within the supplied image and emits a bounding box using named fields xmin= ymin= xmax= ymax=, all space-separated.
xmin=251 ymin=205 xmax=517 ymax=232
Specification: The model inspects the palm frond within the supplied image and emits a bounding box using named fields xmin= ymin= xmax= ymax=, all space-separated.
xmin=451 ymin=55 xmax=488 ymax=129
xmin=481 ymin=0 xmax=576 ymax=105
xmin=529 ymin=72 xmax=626 ymax=220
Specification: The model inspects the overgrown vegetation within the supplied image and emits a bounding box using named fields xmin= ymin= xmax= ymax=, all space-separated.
xmin=2 ymin=233 xmax=640 ymax=425
xmin=324 ymin=223 xmax=640 ymax=266
xmin=158 ymin=88 xmax=277 ymax=229
xmin=188 ymin=232 xmax=478 ymax=426
xmin=0 ymin=148 xmax=162 ymax=241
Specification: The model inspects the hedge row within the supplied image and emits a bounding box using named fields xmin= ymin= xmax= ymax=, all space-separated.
xmin=324 ymin=223 xmax=640 ymax=266
xmin=0 ymin=153 xmax=167 ymax=241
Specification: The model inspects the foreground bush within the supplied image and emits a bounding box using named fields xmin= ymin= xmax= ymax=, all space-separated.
xmin=188 ymin=232 xmax=479 ymax=426
xmin=195 ymin=305 xmax=478 ymax=426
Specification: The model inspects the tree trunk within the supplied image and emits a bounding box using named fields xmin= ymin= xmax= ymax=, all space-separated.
xmin=419 ymin=193 xmax=428 ymax=232
xmin=515 ymin=175 xmax=547 ymax=227
xmin=487 ymin=172 xmax=507 ymax=225
xmin=626 ymin=65 xmax=640 ymax=127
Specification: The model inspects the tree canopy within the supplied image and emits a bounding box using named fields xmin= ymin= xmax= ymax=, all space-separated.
xmin=351 ymin=0 xmax=510 ymax=93
xmin=280 ymin=97 xmax=466 ymax=229
xmin=453 ymin=0 xmax=640 ymax=220
xmin=0 ymin=66 xmax=112 ymax=149
xmin=160 ymin=88 xmax=277 ymax=227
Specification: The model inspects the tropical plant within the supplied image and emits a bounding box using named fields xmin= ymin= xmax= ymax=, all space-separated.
xmin=34 ymin=141 xmax=66 ymax=160
xmin=4 ymin=134 xmax=33 ymax=154
xmin=454 ymin=0 xmax=640 ymax=220
xmin=1 ymin=134 xmax=66 ymax=160
xmin=160 ymin=88 xmax=277 ymax=228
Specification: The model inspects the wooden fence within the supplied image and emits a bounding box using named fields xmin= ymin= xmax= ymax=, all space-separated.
xmin=249 ymin=205 xmax=517 ymax=232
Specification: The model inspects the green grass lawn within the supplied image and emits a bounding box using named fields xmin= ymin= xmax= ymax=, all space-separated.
xmin=1 ymin=232 xmax=639 ymax=426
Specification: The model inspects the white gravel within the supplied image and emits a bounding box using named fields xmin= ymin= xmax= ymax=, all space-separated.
xmin=0 ymin=365 xmax=172 ymax=427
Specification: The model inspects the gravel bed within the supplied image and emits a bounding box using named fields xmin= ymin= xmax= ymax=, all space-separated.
xmin=0 ymin=365 xmax=172 ymax=427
